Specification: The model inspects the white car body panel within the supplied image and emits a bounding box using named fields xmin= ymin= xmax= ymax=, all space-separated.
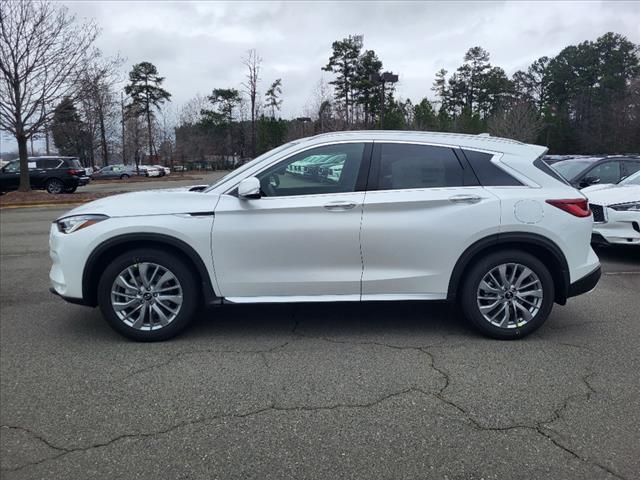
xmin=586 ymin=185 xmax=640 ymax=245
xmin=50 ymin=130 xmax=600 ymax=307
xmin=360 ymin=186 xmax=500 ymax=297
xmin=212 ymin=191 xmax=365 ymax=297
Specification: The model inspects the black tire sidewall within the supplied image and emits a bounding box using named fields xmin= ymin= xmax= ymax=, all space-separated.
xmin=97 ymin=248 xmax=199 ymax=341
xmin=461 ymin=250 xmax=555 ymax=339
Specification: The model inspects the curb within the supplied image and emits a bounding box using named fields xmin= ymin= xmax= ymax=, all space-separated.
xmin=0 ymin=201 xmax=85 ymax=210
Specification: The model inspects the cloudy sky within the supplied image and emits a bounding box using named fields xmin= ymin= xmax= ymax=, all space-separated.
xmin=2 ymin=0 xmax=639 ymax=152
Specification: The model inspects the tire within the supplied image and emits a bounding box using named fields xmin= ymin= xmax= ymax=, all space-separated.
xmin=120 ymin=174 xmax=130 ymax=180
xmin=45 ymin=178 xmax=64 ymax=194
xmin=63 ymin=186 xmax=77 ymax=194
xmin=460 ymin=249 xmax=554 ymax=340
xmin=97 ymin=248 xmax=199 ymax=341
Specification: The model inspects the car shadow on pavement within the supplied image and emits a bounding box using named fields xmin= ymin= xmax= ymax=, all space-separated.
xmin=65 ymin=300 xmax=475 ymax=344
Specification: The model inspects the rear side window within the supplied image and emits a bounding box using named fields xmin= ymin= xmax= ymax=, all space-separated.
xmin=374 ymin=144 xmax=464 ymax=190
xmin=39 ymin=159 xmax=61 ymax=169
xmin=462 ymin=149 xmax=522 ymax=186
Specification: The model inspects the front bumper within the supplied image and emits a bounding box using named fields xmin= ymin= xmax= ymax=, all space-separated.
xmin=591 ymin=206 xmax=640 ymax=246
xmin=567 ymin=265 xmax=601 ymax=298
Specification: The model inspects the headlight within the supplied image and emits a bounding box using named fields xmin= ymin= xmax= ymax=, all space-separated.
xmin=56 ymin=214 xmax=109 ymax=234
xmin=609 ymin=201 xmax=640 ymax=212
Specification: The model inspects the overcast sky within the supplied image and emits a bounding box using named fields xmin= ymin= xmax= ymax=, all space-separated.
xmin=2 ymin=0 xmax=639 ymax=153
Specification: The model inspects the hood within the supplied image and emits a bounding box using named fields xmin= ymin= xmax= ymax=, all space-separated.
xmin=585 ymin=185 xmax=640 ymax=206
xmin=58 ymin=189 xmax=219 ymax=219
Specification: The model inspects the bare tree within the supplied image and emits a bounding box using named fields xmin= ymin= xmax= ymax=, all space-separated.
xmin=242 ymin=49 xmax=262 ymax=157
xmin=0 ymin=0 xmax=98 ymax=191
xmin=487 ymin=101 xmax=544 ymax=143
xmin=77 ymin=52 xmax=124 ymax=166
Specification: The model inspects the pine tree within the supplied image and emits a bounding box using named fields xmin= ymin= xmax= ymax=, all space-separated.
xmin=124 ymin=62 xmax=171 ymax=159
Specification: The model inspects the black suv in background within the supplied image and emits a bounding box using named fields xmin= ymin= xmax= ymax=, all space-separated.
xmin=0 ymin=156 xmax=89 ymax=194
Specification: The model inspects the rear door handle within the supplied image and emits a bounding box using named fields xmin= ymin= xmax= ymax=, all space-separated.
xmin=324 ymin=201 xmax=357 ymax=211
xmin=449 ymin=194 xmax=482 ymax=204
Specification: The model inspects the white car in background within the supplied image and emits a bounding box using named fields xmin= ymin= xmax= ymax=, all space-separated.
xmin=583 ymin=171 xmax=640 ymax=245
xmin=154 ymin=165 xmax=171 ymax=176
xmin=138 ymin=165 xmax=162 ymax=177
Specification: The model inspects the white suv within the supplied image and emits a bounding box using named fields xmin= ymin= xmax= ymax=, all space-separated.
xmin=49 ymin=131 xmax=601 ymax=341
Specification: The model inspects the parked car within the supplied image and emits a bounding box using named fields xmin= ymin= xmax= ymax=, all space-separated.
xmin=173 ymin=165 xmax=186 ymax=172
xmin=551 ymin=155 xmax=640 ymax=189
xmin=154 ymin=165 xmax=171 ymax=176
xmin=1 ymin=156 xmax=88 ymax=194
xmin=92 ymin=165 xmax=138 ymax=180
xmin=50 ymin=131 xmax=600 ymax=341
xmin=583 ymin=171 xmax=640 ymax=246
xmin=138 ymin=165 xmax=162 ymax=177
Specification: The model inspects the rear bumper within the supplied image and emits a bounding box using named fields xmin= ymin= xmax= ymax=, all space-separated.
xmin=567 ymin=265 xmax=601 ymax=299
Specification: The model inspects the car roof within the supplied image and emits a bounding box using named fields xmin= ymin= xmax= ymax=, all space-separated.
xmin=298 ymin=130 xmax=547 ymax=157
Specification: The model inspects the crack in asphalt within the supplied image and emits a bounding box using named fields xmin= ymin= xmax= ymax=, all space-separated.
xmin=1 ymin=318 xmax=626 ymax=479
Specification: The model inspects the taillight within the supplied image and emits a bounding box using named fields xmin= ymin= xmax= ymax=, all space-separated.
xmin=68 ymin=169 xmax=83 ymax=175
xmin=546 ymin=198 xmax=591 ymax=218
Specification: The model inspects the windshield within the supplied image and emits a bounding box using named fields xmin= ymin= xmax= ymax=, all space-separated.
xmin=204 ymin=140 xmax=301 ymax=192
xmin=620 ymin=170 xmax=640 ymax=185
xmin=551 ymin=160 xmax=595 ymax=180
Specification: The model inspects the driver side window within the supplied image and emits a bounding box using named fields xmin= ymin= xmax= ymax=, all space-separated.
xmin=256 ymin=143 xmax=366 ymax=197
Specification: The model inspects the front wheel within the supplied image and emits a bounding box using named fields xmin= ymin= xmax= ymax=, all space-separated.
xmin=97 ymin=248 xmax=199 ymax=341
xmin=460 ymin=250 xmax=554 ymax=339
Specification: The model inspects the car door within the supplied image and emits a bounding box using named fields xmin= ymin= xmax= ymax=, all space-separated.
xmin=212 ymin=142 xmax=371 ymax=300
xmin=0 ymin=160 xmax=21 ymax=192
xmin=360 ymin=142 xmax=500 ymax=299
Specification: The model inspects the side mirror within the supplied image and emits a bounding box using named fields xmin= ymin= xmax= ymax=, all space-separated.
xmin=238 ymin=177 xmax=261 ymax=199
xmin=581 ymin=176 xmax=600 ymax=187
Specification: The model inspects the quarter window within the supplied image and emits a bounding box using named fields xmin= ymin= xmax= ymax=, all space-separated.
xmin=463 ymin=149 xmax=522 ymax=186
xmin=375 ymin=143 xmax=464 ymax=190
xmin=256 ymin=143 xmax=366 ymax=197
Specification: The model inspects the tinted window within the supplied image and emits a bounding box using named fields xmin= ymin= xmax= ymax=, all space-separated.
xmin=38 ymin=159 xmax=61 ymax=169
xmin=3 ymin=161 xmax=20 ymax=173
xmin=375 ymin=144 xmax=463 ymax=190
xmin=585 ymin=161 xmax=621 ymax=184
xmin=623 ymin=160 xmax=640 ymax=177
xmin=552 ymin=160 xmax=594 ymax=180
xmin=534 ymin=157 xmax=570 ymax=185
xmin=463 ymin=149 xmax=522 ymax=186
xmin=256 ymin=143 xmax=365 ymax=197
xmin=65 ymin=158 xmax=82 ymax=169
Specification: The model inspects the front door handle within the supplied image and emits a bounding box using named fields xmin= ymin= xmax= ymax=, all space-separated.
xmin=324 ymin=201 xmax=357 ymax=211
xmin=449 ymin=194 xmax=482 ymax=204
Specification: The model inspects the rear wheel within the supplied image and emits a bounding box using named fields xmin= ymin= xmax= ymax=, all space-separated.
xmin=120 ymin=174 xmax=130 ymax=180
xmin=460 ymin=250 xmax=554 ymax=339
xmin=97 ymin=248 xmax=199 ymax=341
xmin=45 ymin=178 xmax=64 ymax=194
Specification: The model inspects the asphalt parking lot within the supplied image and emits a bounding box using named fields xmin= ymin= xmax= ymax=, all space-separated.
xmin=1 ymin=200 xmax=639 ymax=479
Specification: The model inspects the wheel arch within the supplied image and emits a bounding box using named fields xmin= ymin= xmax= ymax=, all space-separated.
xmin=447 ymin=233 xmax=570 ymax=305
xmin=82 ymin=233 xmax=220 ymax=307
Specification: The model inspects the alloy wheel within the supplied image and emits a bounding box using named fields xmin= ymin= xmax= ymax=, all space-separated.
xmin=476 ymin=262 xmax=543 ymax=329
xmin=110 ymin=262 xmax=183 ymax=331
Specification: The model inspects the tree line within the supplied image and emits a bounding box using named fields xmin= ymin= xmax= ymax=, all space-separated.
xmin=1 ymin=0 xmax=638 ymax=192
